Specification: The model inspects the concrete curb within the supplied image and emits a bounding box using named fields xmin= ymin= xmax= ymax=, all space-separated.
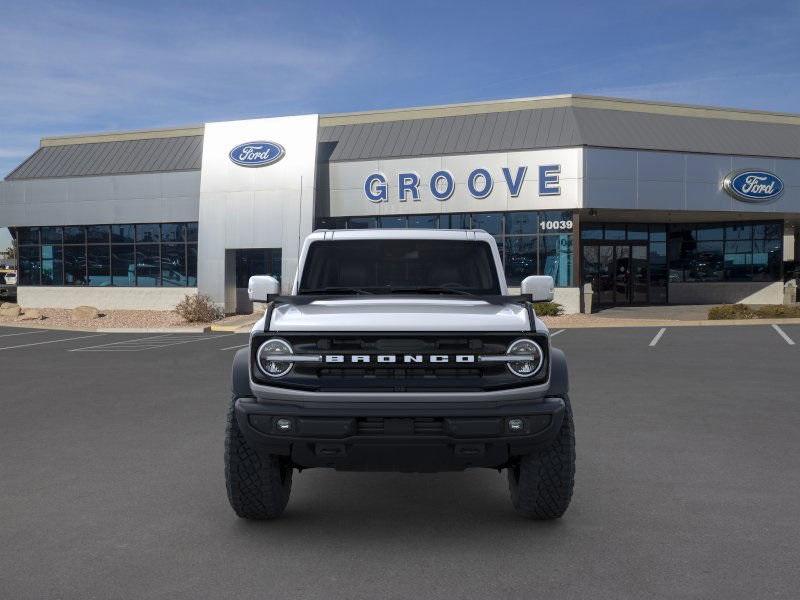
xmin=546 ymin=317 xmax=800 ymax=328
xmin=96 ymin=327 xmax=211 ymax=333
xmin=0 ymin=321 xmax=214 ymax=333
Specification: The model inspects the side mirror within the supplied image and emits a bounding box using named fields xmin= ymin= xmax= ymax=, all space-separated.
xmin=248 ymin=275 xmax=280 ymax=302
xmin=520 ymin=275 xmax=554 ymax=302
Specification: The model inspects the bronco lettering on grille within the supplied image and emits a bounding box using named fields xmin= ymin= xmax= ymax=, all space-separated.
xmin=323 ymin=354 xmax=476 ymax=364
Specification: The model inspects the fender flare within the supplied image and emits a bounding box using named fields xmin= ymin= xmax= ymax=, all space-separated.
xmin=548 ymin=347 xmax=569 ymax=397
xmin=231 ymin=347 xmax=253 ymax=398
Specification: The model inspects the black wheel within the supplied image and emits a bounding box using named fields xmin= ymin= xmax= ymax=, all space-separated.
xmin=225 ymin=396 xmax=292 ymax=519
xmin=507 ymin=397 xmax=575 ymax=519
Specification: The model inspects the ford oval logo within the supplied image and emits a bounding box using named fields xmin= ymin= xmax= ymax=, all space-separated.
xmin=723 ymin=169 xmax=784 ymax=203
xmin=229 ymin=141 xmax=285 ymax=167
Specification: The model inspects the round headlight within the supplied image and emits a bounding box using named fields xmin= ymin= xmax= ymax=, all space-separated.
xmin=256 ymin=338 xmax=294 ymax=378
xmin=506 ymin=338 xmax=544 ymax=378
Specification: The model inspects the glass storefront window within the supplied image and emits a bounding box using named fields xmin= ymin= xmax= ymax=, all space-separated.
xmin=439 ymin=214 xmax=470 ymax=229
xmin=666 ymin=220 xmax=782 ymax=283
xmin=86 ymin=225 xmax=109 ymax=244
xmin=111 ymin=224 xmax=135 ymax=243
xmin=87 ymin=245 xmax=111 ymax=286
xmin=581 ymin=224 xmax=603 ymax=240
xmin=41 ymin=227 xmax=63 ymax=244
xmin=19 ymin=246 xmax=40 ymax=285
xmin=627 ymin=225 xmax=648 ymax=240
xmin=64 ymin=246 xmax=87 ymax=285
xmin=162 ymin=244 xmax=187 ymax=286
xmin=136 ymin=223 xmax=161 ymax=243
xmin=41 ymin=245 xmax=63 ymax=286
xmin=111 ymin=245 xmax=136 ymax=287
xmin=15 ymin=222 xmax=198 ymax=288
xmin=187 ymin=246 xmax=198 ymax=286
xmin=379 ymin=216 xmax=407 ymax=229
xmin=472 ymin=213 xmax=503 ymax=235
xmin=604 ymin=224 xmax=626 ymax=240
xmin=136 ymin=245 xmax=160 ymax=286
xmin=408 ymin=215 xmax=438 ymax=228
xmin=347 ymin=216 xmax=377 ymax=229
xmin=505 ymin=236 xmax=536 ymax=286
xmin=506 ymin=212 xmax=537 ymax=235
xmin=540 ymin=235 xmax=572 ymax=287
xmin=64 ymin=226 xmax=85 ymax=244
xmin=18 ymin=227 xmax=40 ymax=245
xmin=161 ymin=223 xmax=186 ymax=242
xmin=186 ymin=222 xmax=199 ymax=242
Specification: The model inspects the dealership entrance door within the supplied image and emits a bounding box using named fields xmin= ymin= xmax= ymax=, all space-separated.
xmin=230 ymin=248 xmax=281 ymax=313
xmin=583 ymin=242 xmax=649 ymax=305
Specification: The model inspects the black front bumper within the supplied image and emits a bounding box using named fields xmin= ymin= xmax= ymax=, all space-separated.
xmin=235 ymin=396 xmax=566 ymax=472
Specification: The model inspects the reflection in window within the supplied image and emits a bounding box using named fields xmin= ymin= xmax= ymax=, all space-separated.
xmin=15 ymin=222 xmax=198 ymax=288
xmin=64 ymin=246 xmax=87 ymax=285
xmin=408 ymin=215 xmax=437 ymax=228
xmin=136 ymin=245 xmax=160 ymax=286
xmin=112 ymin=245 xmax=136 ymax=287
xmin=41 ymin=245 xmax=63 ymax=285
xmin=19 ymin=246 xmax=40 ymax=285
xmin=161 ymin=244 xmax=187 ymax=286
xmin=378 ymin=216 xmax=407 ymax=229
xmin=64 ymin=226 xmax=85 ymax=244
xmin=87 ymin=245 xmax=111 ymax=286
xmin=136 ymin=224 xmax=160 ymax=243
xmin=540 ymin=235 xmax=572 ymax=287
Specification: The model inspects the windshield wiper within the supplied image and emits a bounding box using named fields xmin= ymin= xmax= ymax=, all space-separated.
xmin=299 ymin=286 xmax=375 ymax=295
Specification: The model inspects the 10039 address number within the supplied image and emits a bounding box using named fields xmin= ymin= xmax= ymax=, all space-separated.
xmin=539 ymin=220 xmax=573 ymax=232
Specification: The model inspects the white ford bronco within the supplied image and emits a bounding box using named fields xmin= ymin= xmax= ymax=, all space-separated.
xmin=225 ymin=229 xmax=575 ymax=519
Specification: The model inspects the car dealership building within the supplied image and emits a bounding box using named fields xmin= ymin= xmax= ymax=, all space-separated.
xmin=1 ymin=94 xmax=798 ymax=314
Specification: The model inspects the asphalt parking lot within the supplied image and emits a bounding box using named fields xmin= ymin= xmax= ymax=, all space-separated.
xmin=1 ymin=324 xmax=799 ymax=599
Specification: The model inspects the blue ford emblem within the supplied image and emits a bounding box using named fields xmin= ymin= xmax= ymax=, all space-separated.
xmin=229 ymin=141 xmax=285 ymax=167
xmin=723 ymin=169 xmax=784 ymax=203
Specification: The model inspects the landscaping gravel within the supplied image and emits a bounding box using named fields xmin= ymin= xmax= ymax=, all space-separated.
xmin=0 ymin=307 xmax=246 ymax=330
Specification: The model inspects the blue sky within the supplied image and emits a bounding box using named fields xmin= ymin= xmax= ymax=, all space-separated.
xmin=1 ymin=0 xmax=800 ymax=249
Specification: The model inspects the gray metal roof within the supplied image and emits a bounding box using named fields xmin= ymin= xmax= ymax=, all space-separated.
xmin=8 ymin=95 xmax=800 ymax=181
xmin=318 ymin=107 xmax=583 ymax=161
xmin=6 ymin=135 xmax=203 ymax=180
xmin=319 ymin=106 xmax=800 ymax=161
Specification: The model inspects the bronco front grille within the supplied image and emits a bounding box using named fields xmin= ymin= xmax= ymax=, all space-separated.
xmin=251 ymin=332 xmax=549 ymax=391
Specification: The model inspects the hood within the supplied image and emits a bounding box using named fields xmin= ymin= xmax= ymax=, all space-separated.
xmin=267 ymin=297 xmax=538 ymax=332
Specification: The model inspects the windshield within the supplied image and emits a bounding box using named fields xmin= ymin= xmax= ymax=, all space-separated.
xmin=298 ymin=239 xmax=501 ymax=295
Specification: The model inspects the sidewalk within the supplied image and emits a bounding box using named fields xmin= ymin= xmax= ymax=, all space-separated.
xmin=541 ymin=304 xmax=800 ymax=328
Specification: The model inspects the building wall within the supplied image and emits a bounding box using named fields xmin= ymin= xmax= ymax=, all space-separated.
xmin=668 ymin=281 xmax=784 ymax=305
xmin=17 ymin=286 xmax=196 ymax=310
xmin=197 ymin=115 xmax=319 ymax=311
xmin=584 ymin=148 xmax=800 ymax=213
xmin=326 ymin=148 xmax=582 ymax=217
xmin=0 ymin=171 xmax=200 ymax=226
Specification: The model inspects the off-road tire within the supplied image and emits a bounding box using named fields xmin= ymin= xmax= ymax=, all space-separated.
xmin=225 ymin=396 xmax=292 ymax=519
xmin=507 ymin=398 xmax=575 ymax=519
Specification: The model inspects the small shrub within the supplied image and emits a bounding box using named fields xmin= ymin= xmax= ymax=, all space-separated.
xmin=534 ymin=301 xmax=564 ymax=317
xmin=707 ymin=304 xmax=757 ymax=320
xmin=176 ymin=294 xmax=223 ymax=323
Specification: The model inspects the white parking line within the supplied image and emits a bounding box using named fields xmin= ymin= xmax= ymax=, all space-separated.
xmin=771 ymin=324 xmax=795 ymax=346
xmin=0 ymin=333 xmax=105 ymax=351
xmin=70 ymin=333 xmax=236 ymax=352
xmin=0 ymin=330 xmax=49 ymax=339
xmin=649 ymin=328 xmax=666 ymax=347
xmin=220 ymin=344 xmax=248 ymax=351
xmin=550 ymin=329 xmax=566 ymax=337
xmin=67 ymin=333 xmax=174 ymax=351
